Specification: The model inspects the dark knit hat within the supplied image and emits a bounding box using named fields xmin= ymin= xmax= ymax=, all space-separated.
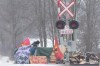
xmin=31 ymin=40 xmax=40 ymax=47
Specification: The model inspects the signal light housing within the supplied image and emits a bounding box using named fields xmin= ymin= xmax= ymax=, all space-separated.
xmin=56 ymin=20 xmax=66 ymax=29
xmin=69 ymin=20 xmax=79 ymax=29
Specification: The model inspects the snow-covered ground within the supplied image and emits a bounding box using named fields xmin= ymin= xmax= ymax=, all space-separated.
xmin=0 ymin=55 xmax=14 ymax=64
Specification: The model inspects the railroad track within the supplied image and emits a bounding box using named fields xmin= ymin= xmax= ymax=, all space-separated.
xmin=70 ymin=64 xmax=99 ymax=66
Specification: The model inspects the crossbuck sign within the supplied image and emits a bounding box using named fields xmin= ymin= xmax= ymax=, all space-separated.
xmin=58 ymin=0 xmax=75 ymax=17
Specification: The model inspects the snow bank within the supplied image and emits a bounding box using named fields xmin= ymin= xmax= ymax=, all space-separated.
xmin=0 ymin=56 xmax=14 ymax=64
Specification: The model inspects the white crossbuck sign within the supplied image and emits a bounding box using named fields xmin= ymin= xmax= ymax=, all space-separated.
xmin=58 ymin=0 xmax=75 ymax=17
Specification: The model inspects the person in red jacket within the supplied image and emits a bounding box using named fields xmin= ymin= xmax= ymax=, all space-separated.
xmin=53 ymin=36 xmax=64 ymax=64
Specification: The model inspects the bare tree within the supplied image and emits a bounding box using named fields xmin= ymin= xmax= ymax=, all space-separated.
xmin=77 ymin=0 xmax=100 ymax=52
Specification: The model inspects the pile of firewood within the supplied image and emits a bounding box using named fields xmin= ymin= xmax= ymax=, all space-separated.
xmin=69 ymin=54 xmax=85 ymax=64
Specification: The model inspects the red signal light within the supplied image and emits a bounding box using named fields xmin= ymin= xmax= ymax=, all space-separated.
xmin=69 ymin=20 xmax=79 ymax=29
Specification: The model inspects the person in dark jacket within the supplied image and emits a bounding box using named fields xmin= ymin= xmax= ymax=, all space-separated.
xmin=30 ymin=40 xmax=40 ymax=55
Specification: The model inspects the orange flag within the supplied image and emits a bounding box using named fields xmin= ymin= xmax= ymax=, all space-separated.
xmin=53 ymin=36 xmax=64 ymax=60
